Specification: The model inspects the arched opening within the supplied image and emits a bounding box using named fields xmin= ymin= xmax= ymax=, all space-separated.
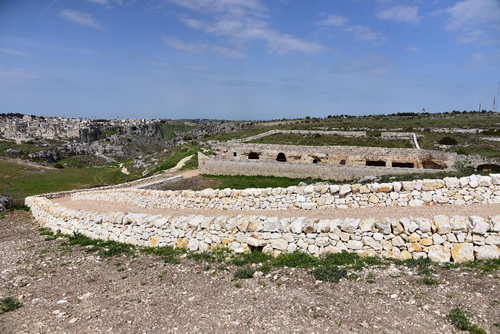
xmin=422 ymin=161 xmax=445 ymax=170
xmin=248 ymin=152 xmax=260 ymax=160
xmin=392 ymin=162 xmax=414 ymax=168
xmin=312 ymin=159 xmax=319 ymax=164
xmin=276 ymin=152 xmax=287 ymax=162
xmin=366 ymin=160 xmax=386 ymax=167
xmin=477 ymin=164 xmax=500 ymax=173
xmin=340 ymin=159 xmax=346 ymax=165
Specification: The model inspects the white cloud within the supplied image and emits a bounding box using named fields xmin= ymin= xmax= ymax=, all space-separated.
xmin=407 ymin=45 xmax=419 ymax=52
xmin=167 ymin=0 xmax=323 ymax=55
xmin=435 ymin=0 xmax=500 ymax=44
xmin=317 ymin=14 xmax=349 ymax=27
xmin=317 ymin=14 xmax=384 ymax=44
xmin=59 ymin=9 xmax=104 ymax=29
xmin=376 ymin=5 xmax=421 ymax=24
xmin=334 ymin=55 xmax=392 ymax=75
xmin=162 ymin=36 xmax=246 ymax=58
xmin=344 ymin=25 xmax=385 ymax=43
xmin=87 ymin=0 xmax=110 ymax=5
xmin=0 ymin=48 xmax=30 ymax=57
xmin=86 ymin=0 xmax=135 ymax=7
xmin=441 ymin=0 xmax=500 ymax=31
xmin=0 ymin=67 xmax=38 ymax=84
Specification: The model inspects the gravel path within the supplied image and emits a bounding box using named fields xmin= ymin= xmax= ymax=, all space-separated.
xmin=55 ymin=198 xmax=500 ymax=220
xmin=1 ymin=211 xmax=499 ymax=334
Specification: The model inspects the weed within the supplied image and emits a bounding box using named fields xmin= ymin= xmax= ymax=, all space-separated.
xmin=203 ymin=265 xmax=211 ymax=271
xmin=233 ymin=268 xmax=256 ymax=279
xmin=366 ymin=279 xmax=376 ymax=284
xmin=272 ymin=251 xmax=318 ymax=268
xmin=67 ymin=232 xmax=134 ymax=257
xmin=403 ymin=257 xmax=435 ymax=275
xmin=0 ymin=212 xmax=4 ymax=220
xmin=140 ymin=246 xmax=186 ymax=264
xmin=117 ymin=267 xmax=126 ymax=272
xmin=0 ymin=297 xmax=21 ymax=314
xmin=490 ymin=300 xmax=500 ymax=307
xmin=347 ymin=273 xmax=359 ymax=281
xmin=232 ymin=251 xmax=273 ymax=266
xmin=448 ymin=308 xmax=486 ymax=333
xmin=417 ymin=277 xmax=440 ymax=286
xmin=257 ymin=262 xmax=272 ymax=275
xmin=321 ymin=251 xmax=359 ymax=266
xmin=311 ymin=266 xmax=347 ymax=283
xmin=234 ymin=283 xmax=242 ymax=288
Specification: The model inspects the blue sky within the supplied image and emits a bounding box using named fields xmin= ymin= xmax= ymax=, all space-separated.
xmin=1 ymin=0 xmax=499 ymax=120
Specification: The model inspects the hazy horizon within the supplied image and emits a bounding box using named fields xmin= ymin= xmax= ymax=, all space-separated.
xmin=1 ymin=0 xmax=499 ymax=120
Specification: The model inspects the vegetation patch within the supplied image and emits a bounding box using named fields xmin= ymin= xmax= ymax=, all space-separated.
xmin=0 ymin=297 xmax=21 ymax=314
xmin=233 ymin=268 xmax=256 ymax=279
xmin=448 ymin=308 xmax=487 ymax=334
xmin=311 ymin=266 xmax=347 ymax=283
xmin=141 ymin=246 xmax=186 ymax=264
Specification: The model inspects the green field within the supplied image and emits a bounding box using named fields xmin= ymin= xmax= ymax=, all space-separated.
xmin=0 ymin=160 xmax=137 ymax=197
xmin=160 ymin=122 xmax=197 ymax=140
xmin=248 ymin=133 xmax=412 ymax=148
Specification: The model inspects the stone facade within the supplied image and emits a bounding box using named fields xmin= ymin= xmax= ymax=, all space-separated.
xmin=200 ymin=142 xmax=457 ymax=181
xmin=216 ymin=143 xmax=456 ymax=169
xmin=25 ymin=174 xmax=500 ymax=262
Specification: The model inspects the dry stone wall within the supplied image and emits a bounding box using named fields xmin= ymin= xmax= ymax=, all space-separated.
xmin=70 ymin=174 xmax=500 ymax=210
xmin=25 ymin=174 xmax=500 ymax=262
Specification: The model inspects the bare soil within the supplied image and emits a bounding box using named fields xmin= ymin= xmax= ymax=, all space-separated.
xmin=1 ymin=211 xmax=499 ymax=334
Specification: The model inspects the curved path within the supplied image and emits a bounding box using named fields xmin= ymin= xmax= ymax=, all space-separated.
xmin=56 ymin=197 xmax=500 ymax=220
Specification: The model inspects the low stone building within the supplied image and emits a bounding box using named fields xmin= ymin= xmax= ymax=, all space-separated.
xmin=199 ymin=143 xmax=457 ymax=181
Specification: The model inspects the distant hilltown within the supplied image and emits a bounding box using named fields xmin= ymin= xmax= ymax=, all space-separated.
xmin=0 ymin=113 xmax=161 ymax=142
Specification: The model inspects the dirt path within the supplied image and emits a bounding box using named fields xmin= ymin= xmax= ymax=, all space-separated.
xmin=1 ymin=211 xmax=499 ymax=334
xmin=56 ymin=198 xmax=500 ymax=220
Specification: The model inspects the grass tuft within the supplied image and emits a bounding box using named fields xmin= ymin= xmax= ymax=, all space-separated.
xmin=0 ymin=297 xmax=21 ymax=314
xmin=272 ymin=251 xmax=319 ymax=268
xmin=141 ymin=246 xmax=186 ymax=264
xmin=448 ymin=308 xmax=487 ymax=333
xmin=233 ymin=268 xmax=256 ymax=279
xmin=232 ymin=251 xmax=273 ymax=266
xmin=311 ymin=266 xmax=347 ymax=283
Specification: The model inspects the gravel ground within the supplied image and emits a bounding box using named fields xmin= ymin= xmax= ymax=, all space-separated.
xmin=1 ymin=211 xmax=500 ymax=334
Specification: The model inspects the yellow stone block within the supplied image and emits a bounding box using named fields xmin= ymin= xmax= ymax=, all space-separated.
xmin=408 ymin=243 xmax=422 ymax=253
xmin=400 ymin=250 xmax=412 ymax=260
xmin=175 ymin=238 xmax=188 ymax=249
xmin=149 ymin=236 xmax=158 ymax=247
xmin=408 ymin=233 xmax=420 ymax=243
xmin=420 ymin=238 xmax=433 ymax=246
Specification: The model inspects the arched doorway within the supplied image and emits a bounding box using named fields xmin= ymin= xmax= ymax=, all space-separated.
xmin=276 ymin=152 xmax=287 ymax=162
xmin=248 ymin=152 xmax=260 ymax=160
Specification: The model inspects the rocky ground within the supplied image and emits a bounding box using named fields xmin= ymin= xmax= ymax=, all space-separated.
xmin=1 ymin=210 xmax=499 ymax=334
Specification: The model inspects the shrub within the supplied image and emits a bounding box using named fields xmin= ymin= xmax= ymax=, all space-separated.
xmin=232 ymin=251 xmax=272 ymax=266
xmin=0 ymin=297 xmax=21 ymax=314
xmin=53 ymin=163 xmax=64 ymax=169
xmin=438 ymin=137 xmax=458 ymax=145
xmin=272 ymin=251 xmax=318 ymax=268
xmin=233 ymin=268 xmax=256 ymax=279
xmin=311 ymin=266 xmax=347 ymax=283
xmin=448 ymin=308 xmax=486 ymax=333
